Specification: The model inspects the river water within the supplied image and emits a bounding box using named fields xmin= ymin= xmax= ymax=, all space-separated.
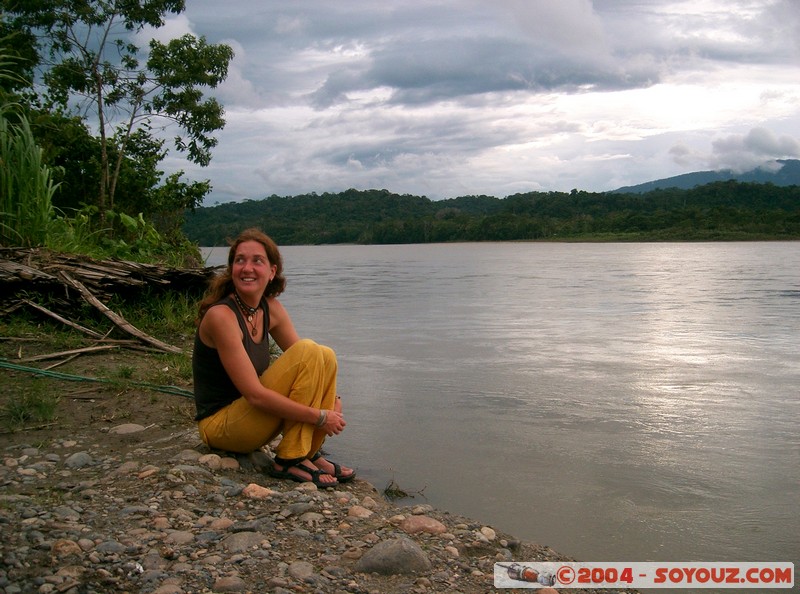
xmin=202 ymin=242 xmax=799 ymax=571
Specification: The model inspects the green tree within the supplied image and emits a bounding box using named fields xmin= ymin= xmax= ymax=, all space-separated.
xmin=27 ymin=109 xmax=100 ymax=212
xmin=3 ymin=0 xmax=233 ymax=219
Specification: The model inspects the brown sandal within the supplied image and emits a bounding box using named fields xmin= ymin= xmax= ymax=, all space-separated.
xmin=310 ymin=451 xmax=356 ymax=483
xmin=269 ymin=457 xmax=338 ymax=488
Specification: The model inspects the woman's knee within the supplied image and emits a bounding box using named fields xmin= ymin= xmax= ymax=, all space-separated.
xmin=287 ymin=338 xmax=337 ymax=365
xmin=285 ymin=337 xmax=317 ymax=356
xmin=319 ymin=343 xmax=337 ymax=368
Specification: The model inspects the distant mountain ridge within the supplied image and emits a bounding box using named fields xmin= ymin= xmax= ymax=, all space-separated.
xmin=613 ymin=159 xmax=800 ymax=194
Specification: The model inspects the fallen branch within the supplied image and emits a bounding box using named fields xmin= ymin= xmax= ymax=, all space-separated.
xmin=16 ymin=345 xmax=120 ymax=363
xmin=0 ymin=422 xmax=59 ymax=435
xmin=21 ymin=299 xmax=104 ymax=339
xmin=42 ymin=328 xmax=115 ymax=369
xmin=44 ymin=356 xmax=79 ymax=370
xmin=58 ymin=271 xmax=183 ymax=354
xmin=0 ymin=259 xmax=58 ymax=283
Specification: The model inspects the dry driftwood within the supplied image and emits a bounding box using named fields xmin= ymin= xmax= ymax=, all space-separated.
xmin=59 ymin=271 xmax=183 ymax=354
xmin=17 ymin=344 xmax=122 ymax=363
xmin=21 ymin=298 xmax=104 ymax=338
xmin=0 ymin=247 xmax=218 ymax=301
xmin=0 ymin=247 xmax=220 ymax=355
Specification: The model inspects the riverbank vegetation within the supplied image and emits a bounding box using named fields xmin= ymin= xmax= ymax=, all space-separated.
xmin=184 ymin=183 xmax=800 ymax=246
xmin=0 ymin=2 xmax=233 ymax=432
xmin=0 ymin=2 xmax=233 ymax=265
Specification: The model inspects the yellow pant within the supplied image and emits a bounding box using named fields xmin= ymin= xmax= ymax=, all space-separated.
xmin=197 ymin=338 xmax=337 ymax=459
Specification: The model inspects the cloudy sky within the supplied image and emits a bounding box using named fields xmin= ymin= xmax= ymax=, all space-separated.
xmin=153 ymin=0 xmax=800 ymax=204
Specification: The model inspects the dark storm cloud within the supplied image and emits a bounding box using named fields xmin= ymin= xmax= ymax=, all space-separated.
xmin=307 ymin=36 xmax=660 ymax=109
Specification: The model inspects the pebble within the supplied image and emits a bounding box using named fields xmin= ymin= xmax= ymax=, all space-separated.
xmin=241 ymin=483 xmax=273 ymax=498
xmin=64 ymin=451 xmax=93 ymax=468
xmin=213 ymin=575 xmax=247 ymax=592
xmin=348 ymin=505 xmax=374 ymax=518
xmin=0 ymin=429 xmax=593 ymax=594
xmin=480 ymin=526 xmax=497 ymax=541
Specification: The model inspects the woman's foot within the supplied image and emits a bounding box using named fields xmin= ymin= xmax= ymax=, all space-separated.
xmin=310 ymin=454 xmax=356 ymax=483
xmin=269 ymin=458 xmax=338 ymax=487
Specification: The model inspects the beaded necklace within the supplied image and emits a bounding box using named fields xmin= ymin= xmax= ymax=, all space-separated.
xmin=233 ymin=292 xmax=260 ymax=336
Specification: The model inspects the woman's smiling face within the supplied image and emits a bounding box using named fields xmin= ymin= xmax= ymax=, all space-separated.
xmin=231 ymin=240 xmax=276 ymax=302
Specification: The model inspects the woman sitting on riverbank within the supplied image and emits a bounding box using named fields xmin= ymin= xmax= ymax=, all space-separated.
xmin=191 ymin=228 xmax=355 ymax=488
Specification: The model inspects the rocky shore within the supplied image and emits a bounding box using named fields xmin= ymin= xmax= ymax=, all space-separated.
xmin=0 ymin=418 xmax=632 ymax=594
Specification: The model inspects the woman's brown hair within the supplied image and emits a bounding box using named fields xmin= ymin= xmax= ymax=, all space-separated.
xmin=195 ymin=228 xmax=286 ymax=324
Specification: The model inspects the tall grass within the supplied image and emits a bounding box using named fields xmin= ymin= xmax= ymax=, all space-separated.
xmin=0 ymin=106 xmax=198 ymax=263
xmin=114 ymin=288 xmax=199 ymax=340
xmin=0 ymin=52 xmax=61 ymax=248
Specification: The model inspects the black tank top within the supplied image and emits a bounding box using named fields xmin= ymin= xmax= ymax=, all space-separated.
xmin=192 ymin=295 xmax=271 ymax=421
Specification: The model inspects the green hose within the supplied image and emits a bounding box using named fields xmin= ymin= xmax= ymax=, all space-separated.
xmin=0 ymin=358 xmax=194 ymax=398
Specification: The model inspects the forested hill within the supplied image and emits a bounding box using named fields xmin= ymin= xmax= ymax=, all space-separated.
xmin=613 ymin=159 xmax=800 ymax=194
xmin=182 ymin=182 xmax=800 ymax=246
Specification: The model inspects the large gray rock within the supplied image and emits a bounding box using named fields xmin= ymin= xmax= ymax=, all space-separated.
xmin=354 ymin=537 xmax=432 ymax=575
xmin=219 ymin=531 xmax=267 ymax=552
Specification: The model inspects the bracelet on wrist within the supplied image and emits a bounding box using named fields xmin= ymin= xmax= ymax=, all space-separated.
xmin=315 ymin=409 xmax=328 ymax=427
